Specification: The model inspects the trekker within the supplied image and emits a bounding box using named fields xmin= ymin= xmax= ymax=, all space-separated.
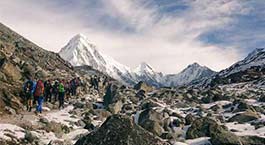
xmin=44 ymin=80 xmax=52 ymax=102
xmin=34 ymin=80 xmax=44 ymax=114
xmin=70 ymin=78 xmax=77 ymax=96
xmin=64 ymin=81 xmax=71 ymax=101
xmin=58 ymin=80 xmax=65 ymax=109
xmin=52 ymin=80 xmax=59 ymax=102
xmin=103 ymin=77 xmax=109 ymax=88
xmin=32 ymin=79 xmax=37 ymax=105
xmin=94 ymin=76 xmax=99 ymax=91
xmin=23 ymin=78 xmax=34 ymax=112
xmin=90 ymin=76 xmax=95 ymax=90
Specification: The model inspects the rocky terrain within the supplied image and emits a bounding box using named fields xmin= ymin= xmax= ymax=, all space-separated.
xmin=0 ymin=23 xmax=264 ymax=145
xmin=0 ymin=22 xmax=77 ymax=115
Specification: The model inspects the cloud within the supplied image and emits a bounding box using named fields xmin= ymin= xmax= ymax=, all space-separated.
xmin=0 ymin=0 xmax=262 ymax=73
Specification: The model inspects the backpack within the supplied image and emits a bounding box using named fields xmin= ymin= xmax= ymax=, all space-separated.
xmin=58 ymin=83 xmax=65 ymax=93
xmin=34 ymin=80 xmax=44 ymax=97
xmin=24 ymin=80 xmax=33 ymax=93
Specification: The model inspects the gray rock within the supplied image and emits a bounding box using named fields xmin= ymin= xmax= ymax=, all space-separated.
xmin=228 ymin=111 xmax=260 ymax=123
xmin=75 ymin=115 xmax=170 ymax=145
xmin=4 ymin=106 xmax=16 ymax=115
xmin=108 ymin=100 xmax=123 ymax=114
xmin=186 ymin=117 xmax=242 ymax=145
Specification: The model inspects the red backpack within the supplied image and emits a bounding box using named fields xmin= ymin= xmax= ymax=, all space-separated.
xmin=34 ymin=80 xmax=44 ymax=97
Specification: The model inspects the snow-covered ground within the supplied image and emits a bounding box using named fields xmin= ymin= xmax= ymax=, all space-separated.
xmin=0 ymin=124 xmax=25 ymax=141
xmin=225 ymin=122 xmax=265 ymax=138
xmin=0 ymin=104 xmax=89 ymax=144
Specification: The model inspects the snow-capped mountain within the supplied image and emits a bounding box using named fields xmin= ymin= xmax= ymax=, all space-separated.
xmin=162 ymin=63 xmax=216 ymax=87
xmin=218 ymin=48 xmax=265 ymax=77
xmin=210 ymin=48 xmax=265 ymax=85
xmin=59 ymin=34 xmax=216 ymax=87
xmin=59 ymin=34 xmax=136 ymax=85
xmin=133 ymin=62 xmax=163 ymax=87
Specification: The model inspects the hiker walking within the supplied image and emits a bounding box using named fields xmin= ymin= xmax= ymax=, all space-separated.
xmin=34 ymin=80 xmax=44 ymax=114
xmin=52 ymin=80 xmax=59 ymax=102
xmin=70 ymin=78 xmax=77 ymax=96
xmin=64 ymin=81 xmax=71 ymax=101
xmin=90 ymin=76 xmax=95 ymax=90
xmin=44 ymin=80 xmax=52 ymax=102
xmin=23 ymin=77 xmax=34 ymax=112
xmin=92 ymin=75 xmax=99 ymax=91
xmin=58 ymin=80 xmax=65 ymax=109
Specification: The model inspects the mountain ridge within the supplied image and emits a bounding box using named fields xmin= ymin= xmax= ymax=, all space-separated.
xmin=59 ymin=34 xmax=217 ymax=87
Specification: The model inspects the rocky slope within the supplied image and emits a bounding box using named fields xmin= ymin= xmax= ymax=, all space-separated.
xmin=0 ymin=23 xmax=76 ymax=114
xmin=211 ymin=48 xmax=265 ymax=86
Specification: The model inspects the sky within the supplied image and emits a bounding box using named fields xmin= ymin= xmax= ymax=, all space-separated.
xmin=0 ymin=0 xmax=264 ymax=74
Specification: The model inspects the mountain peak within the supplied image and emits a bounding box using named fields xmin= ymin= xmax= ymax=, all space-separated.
xmin=188 ymin=62 xmax=201 ymax=68
xmin=69 ymin=33 xmax=92 ymax=45
xmin=246 ymin=48 xmax=265 ymax=58
xmin=134 ymin=62 xmax=155 ymax=75
xmin=140 ymin=62 xmax=152 ymax=68
xmin=72 ymin=33 xmax=87 ymax=40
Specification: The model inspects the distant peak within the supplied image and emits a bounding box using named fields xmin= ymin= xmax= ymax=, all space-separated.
xmin=139 ymin=62 xmax=153 ymax=70
xmin=68 ymin=33 xmax=95 ymax=47
xmin=140 ymin=62 xmax=150 ymax=67
xmin=251 ymin=48 xmax=265 ymax=54
xmin=188 ymin=62 xmax=201 ymax=68
xmin=71 ymin=33 xmax=87 ymax=41
xmin=246 ymin=48 xmax=265 ymax=59
xmin=134 ymin=62 xmax=156 ymax=75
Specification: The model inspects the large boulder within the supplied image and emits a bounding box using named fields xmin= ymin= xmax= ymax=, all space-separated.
xmin=138 ymin=108 xmax=165 ymax=136
xmin=103 ymin=83 xmax=125 ymax=114
xmin=140 ymin=120 xmax=164 ymax=136
xmin=138 ymin=109 xmax=164 ymax=125
xmin=185 ymin=114 xmax=196 ymax=125
xmin=133 ymin=81 xmax=154 ymax=93
xmin=240 ymin=136 xmax=265 ymax=145
xmin=186 ymin=117 xmax=242 ymax=145
xmin=75 ymin=115 xmax=170 ymax=145
xmin=1 ymin=61 xmax=21 ymax=81
xmin=108 ymin=100 xmax=123 ymax=114
xmin=228 ymin=111 xmax=260 ymax=123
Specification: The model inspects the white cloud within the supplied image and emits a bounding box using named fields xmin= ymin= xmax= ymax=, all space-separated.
xmin=0 ymin=0 xmax=253 ymax=73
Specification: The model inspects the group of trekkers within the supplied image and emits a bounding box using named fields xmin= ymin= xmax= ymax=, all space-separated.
xmin=23 ymin=77 xmax=81 ymax=115
xmin=90 ymin=75 xmax=109 ymax=91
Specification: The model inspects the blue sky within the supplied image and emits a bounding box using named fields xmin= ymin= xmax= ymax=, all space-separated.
xmin=0 ymin=0 xmax=264 ymax=73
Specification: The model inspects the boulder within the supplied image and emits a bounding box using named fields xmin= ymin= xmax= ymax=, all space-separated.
xmin=108 ymin=100 xmax=123 ymax=114
xmin=75 ymin=115 xmax=170 ymax=145
xmin=140 ymin=120 xmax=164 ymax=136
xmin=186 ymin=117 xmax=242 ymax=145
xmin=233 ymin=100 xmax=254 ymax=112
xmin=1 ymin=61 xmax=21 ymax=81
xmin=228 ymin=111 xmax=260 ymax=123
xmin=240 ymin=135 xmax=265 ymax=145
xmin=258 ymin=95 xmax=265 ymax=102
xmin=185 ymin=114 xmax=195 ymax=125
xmin=133 ymin=81 xmax=154 ymax=93
xmin=209 ymin=104 xmax=221 ymax=112
xmin=4 ymin=106 xmax=16 ymax=115
xmin=140 ymin=99 xmax=162 ymax=110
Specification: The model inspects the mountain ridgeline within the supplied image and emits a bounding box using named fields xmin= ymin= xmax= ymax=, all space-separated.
xmin=59 ymin=34 xmax=217 ymax=87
